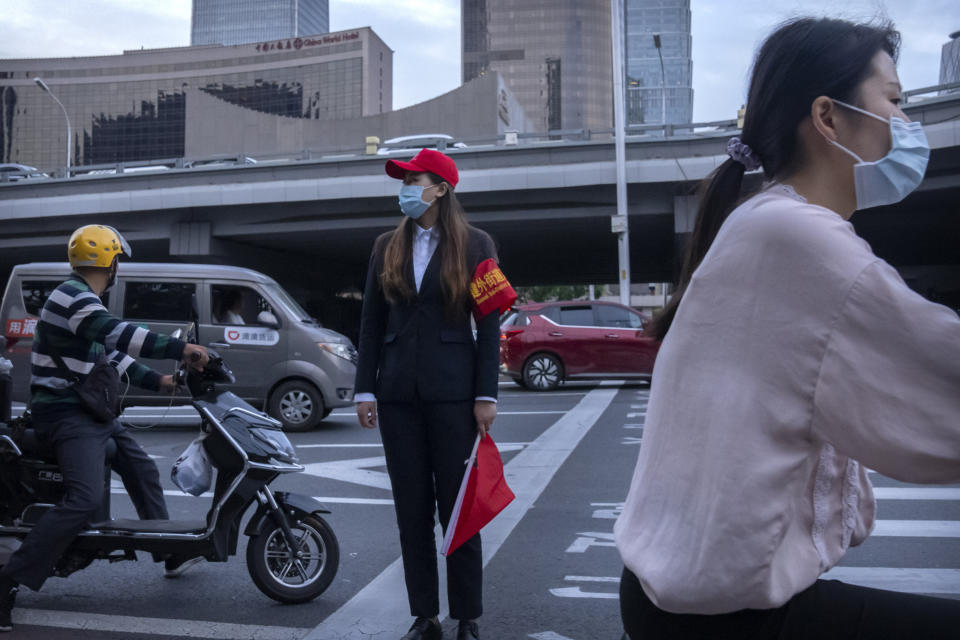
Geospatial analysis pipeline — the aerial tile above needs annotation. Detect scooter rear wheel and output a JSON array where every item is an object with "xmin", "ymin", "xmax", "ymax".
[{"xmin": 246, "ymin": 514, "xmax": 339, "ymax": 603}]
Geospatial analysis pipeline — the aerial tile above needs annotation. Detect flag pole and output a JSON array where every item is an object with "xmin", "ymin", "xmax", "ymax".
[{"xmin": 440, "ymin": 434, "xmax": 482, "ymax": 555}]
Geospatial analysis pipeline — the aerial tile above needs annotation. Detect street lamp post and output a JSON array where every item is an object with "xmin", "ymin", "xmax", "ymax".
[
  {"xmin": 34, "ymin": 77, "xmax": 72, "ymax": 173},
  {"xmin": 610, "ymin": 0, "xmax": 631, "ymax": 307},
  {"xmin": 653, "ymin": 34, "xmax": 667, "ymax": 132}
]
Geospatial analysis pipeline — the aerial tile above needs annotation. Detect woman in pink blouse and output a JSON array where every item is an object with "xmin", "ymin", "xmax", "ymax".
[{"xmin": 615, "ymin": 17, "xmax": 960, "ymax": 639}]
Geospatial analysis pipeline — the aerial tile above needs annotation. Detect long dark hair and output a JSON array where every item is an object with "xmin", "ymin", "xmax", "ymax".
[
  {"xmin": 381, "ymin": 172, "xmax": 471, "ymax": 316},
  {"xmin": 652, "ymin": 17, "xmax": 900, "ymax": 341}
]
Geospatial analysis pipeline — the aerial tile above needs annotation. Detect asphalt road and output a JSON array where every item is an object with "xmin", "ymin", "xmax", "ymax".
[{"xmin": 6, "ymin": 381, "xmax": 960, "ymax": 639}]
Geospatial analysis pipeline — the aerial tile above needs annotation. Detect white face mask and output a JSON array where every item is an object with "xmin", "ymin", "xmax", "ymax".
[{"xmin": 826, "ymin": 99, "xmax": 930, "ymax": 211}]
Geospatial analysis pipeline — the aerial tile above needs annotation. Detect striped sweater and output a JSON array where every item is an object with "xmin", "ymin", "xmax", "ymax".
[{"xmin": 30, "ymin": 276, "xmax": 186, "ymax": 408}]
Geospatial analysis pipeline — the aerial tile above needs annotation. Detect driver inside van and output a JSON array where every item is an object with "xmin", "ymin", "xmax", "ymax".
[{"xmin": 216, "ymin": 289, "xmax": 245, "ymax": 325}]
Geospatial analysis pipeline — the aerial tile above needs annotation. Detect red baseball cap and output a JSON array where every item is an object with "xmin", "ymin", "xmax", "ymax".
[{"xmin": 385, "ymin": 148, "xmax": 459, "ymax": 188}]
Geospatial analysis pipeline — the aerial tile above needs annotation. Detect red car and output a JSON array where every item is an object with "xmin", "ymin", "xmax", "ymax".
[{"xmin": 500, "ymin": 300, "xmax": 659, "ymax": 390}]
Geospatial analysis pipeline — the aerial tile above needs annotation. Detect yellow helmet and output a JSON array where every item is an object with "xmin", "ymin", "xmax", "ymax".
[{"xmin": 67, "ymin": 225, "xmax": 132, "ymax": 269}]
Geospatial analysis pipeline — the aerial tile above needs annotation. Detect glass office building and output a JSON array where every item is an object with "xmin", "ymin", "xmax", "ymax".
[
  {"xmin": 461, "ymin": 0, "xmax": 612, "ymax": 133},
  {"xmin": 624, "ymin": 0, "xmax": 693, "ymax": 127},
  {"xmin": 191, "ymin": 0, "xmax": 329, "ymax": 46},
  {"xmin": 0, "ymin": 27, "xmax": 391, "ymax": 172},
  {"xmin": 941, "ymin": 30, "xmax": 960, "ymax": 93}
]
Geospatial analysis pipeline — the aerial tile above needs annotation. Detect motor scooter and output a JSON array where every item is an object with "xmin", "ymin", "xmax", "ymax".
[{"xmin": 0, "ymin": 334, "xmax": 339, "ymax": 603}]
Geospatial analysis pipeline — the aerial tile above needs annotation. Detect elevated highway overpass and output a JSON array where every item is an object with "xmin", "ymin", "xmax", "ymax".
[{"xmin": 2, "ymin": 91, "xmax": 959, "ymax": 323}]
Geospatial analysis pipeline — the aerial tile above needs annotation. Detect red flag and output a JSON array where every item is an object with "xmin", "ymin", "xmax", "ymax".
[
  {"xmin": 470, "ymin": 258, "xmax": 517, "ymax": 321},
  {"xmin": 441, "ymin": 434, "xmax": 515, "ymax": 556}
]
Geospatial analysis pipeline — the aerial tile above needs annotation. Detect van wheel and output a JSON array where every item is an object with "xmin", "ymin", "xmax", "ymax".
[{"xmin": 269, "ymin": 381, "xmax": 326, "ymax": 432}]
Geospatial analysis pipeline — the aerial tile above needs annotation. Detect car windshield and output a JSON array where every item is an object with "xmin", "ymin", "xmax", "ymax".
[{"xmin": 264, "ymin": 283, "xmax": 312, "ymax": 322}]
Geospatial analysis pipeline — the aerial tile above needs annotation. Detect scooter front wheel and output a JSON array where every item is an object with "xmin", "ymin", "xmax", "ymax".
[{"xmin": 247, "ymin": 514, "xmax": 339, "ymax": 603}]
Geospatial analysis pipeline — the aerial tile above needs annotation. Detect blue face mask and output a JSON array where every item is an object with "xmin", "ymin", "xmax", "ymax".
[
  {"xmin": 827, "ymin": 99, "xmax": 930, "ymax": 210},
  {"xmin": 398, "ymin": 184, "xmax": 438, "ymax": 219}
]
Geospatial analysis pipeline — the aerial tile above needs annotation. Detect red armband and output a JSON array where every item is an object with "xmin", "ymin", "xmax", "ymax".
[{"xmin": 470, "ymin": 258, "xmax": 517, "ymax": 321}]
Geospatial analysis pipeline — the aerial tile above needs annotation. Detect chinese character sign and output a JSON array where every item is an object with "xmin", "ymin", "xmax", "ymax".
[{"xmin": 470, "ymin": 259, "xmax": 517, "ymax": 321}]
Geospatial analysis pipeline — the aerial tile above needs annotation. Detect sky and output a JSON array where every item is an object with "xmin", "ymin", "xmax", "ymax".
[{"xmin": 1, "ymin": 0, "xmax": 956, "ymax": 123}]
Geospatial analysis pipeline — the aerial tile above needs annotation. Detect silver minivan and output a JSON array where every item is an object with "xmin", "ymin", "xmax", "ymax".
[{"xmin": 1, "ymin": 262, "xmax": 356, "ymax": 431}]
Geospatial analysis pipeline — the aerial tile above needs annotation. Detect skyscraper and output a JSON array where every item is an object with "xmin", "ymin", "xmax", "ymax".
[
  {"xmin": 941, "ymin": 30, "xmax": 960, "ymax": 93},
  {"xmin": 624, "ymin": 0, "xmax": 693, "ymax": 127},
  {"xmin": 191, "ymin": 0, "xmax": 329, "ymax": 46},
  {"xmin": 461, "ymin": 0, "xmax": 612, "ymax": 133}
]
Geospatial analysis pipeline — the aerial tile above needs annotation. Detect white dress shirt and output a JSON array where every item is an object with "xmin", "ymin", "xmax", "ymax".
[{"xmin": 355, "ymin": 223, "xmax": 496, "ymax": 405}]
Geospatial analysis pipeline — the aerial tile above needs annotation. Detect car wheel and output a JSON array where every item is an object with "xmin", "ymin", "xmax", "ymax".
[
  {"xmin": 522, "ymin": 353, "xmax": 562, "ymax": 391},
  {"xmin": 269, "ymin": 380, "xmax": 326, "ymax": 432}
]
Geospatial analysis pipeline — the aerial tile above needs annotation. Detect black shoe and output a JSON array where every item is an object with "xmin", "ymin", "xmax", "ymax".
[
  {"xmin": 164, "ymin": 556, "xmax": 203, "ymax": 578},
  {"xmin": 0, "ymin": 576, "xmax": 18, "ymax": 633},
  {"xmin": 401, "ymin": 617, "xmax": 442, "ymax": 640},
  {"xmin": 456, "ymin": 620, "xmax": 479, "ymax": 640}
]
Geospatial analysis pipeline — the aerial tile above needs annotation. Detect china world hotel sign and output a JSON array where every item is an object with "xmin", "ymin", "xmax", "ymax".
[{"xmin": 255, "ymin": 31, "xmax": 360, "ymax": 53}]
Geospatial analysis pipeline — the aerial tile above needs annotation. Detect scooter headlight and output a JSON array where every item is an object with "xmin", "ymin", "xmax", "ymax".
[{"xmin": 248, "ymin": 427, "xmax": 298, "ymax": 463}]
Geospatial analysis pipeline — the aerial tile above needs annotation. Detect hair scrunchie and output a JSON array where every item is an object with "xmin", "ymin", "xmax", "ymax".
[{"xmin": 726, "ymin": 137, "xmax": 762, "ymax": 171}]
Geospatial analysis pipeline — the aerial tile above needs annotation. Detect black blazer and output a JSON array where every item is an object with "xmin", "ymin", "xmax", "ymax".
[{"xmin": 354, "ymin": 225, "xmax": 501, "ymax": 403}]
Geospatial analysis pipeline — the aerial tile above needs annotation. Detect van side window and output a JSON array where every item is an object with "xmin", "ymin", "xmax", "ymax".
[
  {"xmin": 123, "ymin": 282, "xmax": 196, "ymax": 321},
  {"xmin": 211, "ymin": 285, "xmax": 278, "ymax": 327},
  {"xmin": 21, "ymin": 281, "xmax": 61, "ymax": 316},
  {"xmin": 21, "ymin": 280, "xmax": 110, "ymax": 316}
]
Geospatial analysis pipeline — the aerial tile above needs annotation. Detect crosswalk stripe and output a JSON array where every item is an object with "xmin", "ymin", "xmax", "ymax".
[
  {"xmin": 872, "ymin": 520, "xmax": 960, "ymax": 537},
  {"xmin": 872, "ymin": 488, "xmax": 960, "ymax": 500},
  {"xmin": 12, "ymin": 609, "xmax": 310, "ymax": 639},
  {"xmin": 822, "ymin": 567, "xmax": 960, "ymax": 594}
]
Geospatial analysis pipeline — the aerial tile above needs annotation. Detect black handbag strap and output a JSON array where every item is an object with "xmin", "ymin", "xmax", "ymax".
[{"xmin": 46, "ymin": 349, "xmax": 81, "ymax": 384}]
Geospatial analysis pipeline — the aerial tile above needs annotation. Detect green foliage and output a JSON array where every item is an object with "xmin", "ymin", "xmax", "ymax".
[{"xmin": 515, "ymin": 285, "xmax": 589, "ymax": 303}]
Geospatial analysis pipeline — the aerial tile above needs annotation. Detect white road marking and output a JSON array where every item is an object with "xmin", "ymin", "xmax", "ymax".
[
  {"xmin": 564, "ymin": 575, "xmax": 620, "ymax": 583},
  {"xmin": 12, "ymin": 609, "xmax": 310, "ymax": 639},
  {"xmin": 622, "ymin": 437, "xmax": 643, "ymax": 445},
  {"xmin": 549, "ymin": 586, "xmax": 618, "ymax": 599},
  {"xmin": 872, "ymin": 520, "xmax": 960, "ymax": 537},
  {"xmin": 626, "ymin": 412, "xmax": 644, "ymax": 418},
  {"xmin": 296, "ymin": 443, "xmax": 386, "ymax": 448},
  {"xmin": 872, "ymin": 488, "xmax": 960, "ymax": 500},
  {"xmin": 301, "ymin": 455, "xmax": 391, "ymax": 490},
  {"xmin": 822, "ymin": 567, "xmax": 960, "ymax": 594},
  {"xmin": 529, "ymin": 632, "xmax": 579, "ymax": 640},
  {"xmin": 566, "ymin": 531, "xmax": 617, "ymax": 553},
  {"xmin": 329, "ymin": 410, "xmax": 567, "ymax": 417},
  {"xmin": 309, "ymin": 387, "xmax": 619, "ymax": 640}
]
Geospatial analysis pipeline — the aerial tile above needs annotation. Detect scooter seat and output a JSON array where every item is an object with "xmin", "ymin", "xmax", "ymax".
[
  {"xmin": 0, "ymin": 424, "xmax": 117, "ymax": 461},
  {"xmin": 87, "ymin": 518, "xmax": 208, "ymax": 534}
]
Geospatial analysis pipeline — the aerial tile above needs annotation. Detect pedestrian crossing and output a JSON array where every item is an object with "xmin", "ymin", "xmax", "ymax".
[{"xmin": 621, "ymin": 388, "xmax": 960, "ymax": 600}]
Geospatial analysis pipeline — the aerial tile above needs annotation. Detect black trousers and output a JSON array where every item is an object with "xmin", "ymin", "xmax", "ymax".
[
  {"xmin": 1, "ymin": 404, "xmax": 168, "ymax": 591},
  {"xmin": 620, "ymin": 567, "xmax": 960, "ymax": 639},
  {"xmin": 379, "ymin": 398, "xmax": 482, "ymax": 621}
]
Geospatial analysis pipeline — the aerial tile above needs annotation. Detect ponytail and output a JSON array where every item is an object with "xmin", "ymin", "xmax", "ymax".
[{"xmin": 651, "ymin": 158, "xmax": 746, "ymax": 341}]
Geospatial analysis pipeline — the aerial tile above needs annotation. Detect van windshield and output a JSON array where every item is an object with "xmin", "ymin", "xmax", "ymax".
[{"xmin": 265, "ymin": 283, "xmax": 312, "ymax": 323}]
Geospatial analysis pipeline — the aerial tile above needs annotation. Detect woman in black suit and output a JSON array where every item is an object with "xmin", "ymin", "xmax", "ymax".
[{"xmin": 354, "ymin": 149, "xmax": 501, "ymax": 640}]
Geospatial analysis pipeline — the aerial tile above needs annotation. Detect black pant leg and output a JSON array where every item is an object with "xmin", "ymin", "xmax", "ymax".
[
  {"xmin": 778, "ymin": 579, "xmax": 960, "ymax": 640},
  {"xmin": 2, "ymin": 421, "xmax": 108, "ymax": 591},
  {"xmin": 620, "ymin": 567, "xmax": 960, "ymax": 640},
  {"xmin": 379, "ymin": 401, "xmax": 440, "ymax": 618},
  {"xmin": 109, "ymin": 423, "xmax": 168, "ymax": 521},
  {"xmin": 423, "ymin": 400, "xmax": 483, "ymax": 622}
]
